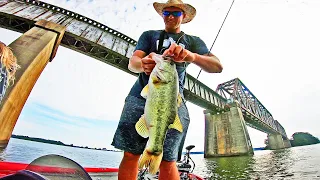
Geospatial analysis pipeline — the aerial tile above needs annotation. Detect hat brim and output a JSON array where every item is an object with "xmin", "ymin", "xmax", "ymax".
[{"xmin": 153, "ymin": 2, "xmax": 196, "ymax": 24}]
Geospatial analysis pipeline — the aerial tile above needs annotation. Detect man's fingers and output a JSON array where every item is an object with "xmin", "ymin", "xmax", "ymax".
[
  {"xmin": 163, "ymin": 49, "xmax": 170, "ymax": 56},
  {"xmin": 144, "ymin": 63, "xmax": 155, "ymax": 69},
  {"xmin": 168, "ymin": 43, "xmax": 176, "ymax": 54},
  {"xmin": 144, "ymin": 67, "xmax": 152, "ymax": 75},
  {"xmin": 142, "ymin": 57, "xmax": 155, "ymax": 64},
  {"xmin": 173, "ymin": 45, "xmax": 183, "ymax": 58},
  {"xmin": 140, "ymin": 53, "xmax": 158, "ymax": 75},
  {"xmin": 177, "ymin": 49, "xmax": 188, "ymax": 61},
  {"xmin": 142, "ymin": 61, "xmax": 156, "ymax": 75},
  {"xmin": 163, "ymin": 43, "xmax": 177, "ymax": 56},
  {"xmin": 144, "ymin": 67, "xmax": 151, "ymax": 75}
]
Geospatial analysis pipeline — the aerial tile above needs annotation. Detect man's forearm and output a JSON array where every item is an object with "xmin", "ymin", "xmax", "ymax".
[
  {"xmin": 128, "ymin": 55, "xmax": 143, "ymax": 73},
  {"xmin": 193, "ymin": 53, "xmax": 223, "ymax": 73}
]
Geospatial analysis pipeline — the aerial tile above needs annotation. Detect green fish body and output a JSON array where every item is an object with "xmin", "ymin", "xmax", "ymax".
[{"xmin": 135, "ymin": 54, "xmax": 183, "ymax": 174}]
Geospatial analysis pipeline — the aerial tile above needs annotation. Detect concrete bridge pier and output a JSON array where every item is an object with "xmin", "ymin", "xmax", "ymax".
[
  {"xmin": 283, "ymin": 139, "xmax": 292, "ymax": 148},
  {"xmin": 0, "ymin": 20, "xmax": 66, "ymax": 148},
  {"xmin": 268, "ymin": 134, "xmax": 291, "ymax": 149},
  {"xmin": 204, "ymin": 102, "xmax": 254, "ymax": 157}
]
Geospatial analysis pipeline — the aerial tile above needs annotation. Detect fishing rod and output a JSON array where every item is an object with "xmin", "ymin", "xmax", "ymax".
[{"xmin": 189, "ymin": 0, "xmax": 236, "ymax": 93}]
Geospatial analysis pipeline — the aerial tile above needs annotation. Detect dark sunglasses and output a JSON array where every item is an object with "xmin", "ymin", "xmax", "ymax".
[{"xmin": 162, "ymin": 11, "xmax": 183, "ymax": 17}]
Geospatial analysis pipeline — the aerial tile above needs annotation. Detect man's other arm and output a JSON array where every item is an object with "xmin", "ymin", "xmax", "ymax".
[
  {"xmin": 128, "ymin": 50, "xmax": 156, "ymax": 75},
  {"xmin": 192, "ymin": 52, "xmax": 223, "ymax": 73}
]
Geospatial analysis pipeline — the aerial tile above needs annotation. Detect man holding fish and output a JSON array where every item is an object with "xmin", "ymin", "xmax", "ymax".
[{"xmin": 111, "ymin": 0, "xmax": 223, "ymax": 179}]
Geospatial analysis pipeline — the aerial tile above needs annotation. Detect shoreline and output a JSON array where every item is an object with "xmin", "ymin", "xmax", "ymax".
[{"xmin": 11, "ymin": 134, "xmax": 121, "ymax": 152}]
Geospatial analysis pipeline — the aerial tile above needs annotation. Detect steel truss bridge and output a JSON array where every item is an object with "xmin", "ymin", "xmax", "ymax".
[
  {"xmin": 216, "ymin": 78, "xmax": 287, "ymax": 138},
  {"xmin": 0, "ymin": 0, "xmax": 288, "ymax": 138}
]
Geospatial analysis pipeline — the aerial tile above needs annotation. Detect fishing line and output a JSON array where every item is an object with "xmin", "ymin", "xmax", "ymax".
[{"xmin": 188, "ymin": 0, "xmax": 236, "ymax": 94}]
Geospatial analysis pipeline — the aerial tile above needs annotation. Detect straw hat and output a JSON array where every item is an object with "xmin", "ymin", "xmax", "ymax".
[{"xmin": 153, "ymin": 0, "xmax": 196, "ymax": 24}]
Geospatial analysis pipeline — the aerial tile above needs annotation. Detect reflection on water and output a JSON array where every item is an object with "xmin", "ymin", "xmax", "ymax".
[
  {"xmin": 192, "ymin": 145, "xmax": 320, "ymax": 180},
  {"xmin": 1, "ymin": 139, "xmax": 320, "ymax": 179},
  {"xmin": 203, "ymin": 156, "xmax": 254, "ymax": 179},
  {"xmin": 253, "ymin": 149, "xmax": 295, "ymax": 179},
  {"xmin": 0, "ymin": 149, "xmax": 5, "ymax": 161}
]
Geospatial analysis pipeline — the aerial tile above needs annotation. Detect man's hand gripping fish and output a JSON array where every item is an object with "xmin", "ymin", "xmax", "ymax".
[{"xmin": 135, "ymin": 54, "xmax": 183, "ymax": 174}]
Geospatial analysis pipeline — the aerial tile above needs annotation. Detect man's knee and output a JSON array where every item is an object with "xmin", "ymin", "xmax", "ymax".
[
  {"xmin": 160, "ymin": 160, "xmax": 176, "ymax": 168},
  {"xmin": 123, "ymin": 152, "xmax": 140, "ymax": 161}
]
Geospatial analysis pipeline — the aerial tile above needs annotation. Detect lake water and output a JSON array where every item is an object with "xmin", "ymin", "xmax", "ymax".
[{"xmin": 1, "ymin": 138, "xmax": 320, "ymax": 179}]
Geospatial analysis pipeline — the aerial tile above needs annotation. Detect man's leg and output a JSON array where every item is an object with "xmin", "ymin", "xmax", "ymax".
[
  {"xmin": 158, "ymin": 160, "xmax": 180, "ymax": 180},
  {"xmin": 118, "ymin": 152, "xmax": 140, "ymax": 180},
  {"xmin": 111, "ymin": 96, "xmax": 147, "ymax": 180}
]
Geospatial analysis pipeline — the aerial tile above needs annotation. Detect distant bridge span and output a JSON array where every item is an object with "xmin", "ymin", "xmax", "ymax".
[{"xmin": 0, "ymin": 0, "xmax": 289, "ymax": 150}]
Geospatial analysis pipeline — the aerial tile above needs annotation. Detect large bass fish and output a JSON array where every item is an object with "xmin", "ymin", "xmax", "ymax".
[{"xmin": 135, "ymin": 54, "xmax": 183, "ymax": 174}]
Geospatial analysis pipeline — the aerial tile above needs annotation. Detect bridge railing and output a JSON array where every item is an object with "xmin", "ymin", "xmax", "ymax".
[{"xmin": 184, "ymin": 74, "xmax": 227, "ymax": 110}]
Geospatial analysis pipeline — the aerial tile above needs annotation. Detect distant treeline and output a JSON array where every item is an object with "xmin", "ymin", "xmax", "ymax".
[
  {"xmin": 11, "ymin": 134, "xmax": 121, "ymax": 152},
  {"xmin": 12, "ymin": 134, "xmax": 65, "ymax": 146},
  {"xmin": 265, "ymin": 132, "xmax": 319, "ymax": 149},
  {"xmin": 290, "ymin": 132, "xmax": 320, "ymax": 147}
]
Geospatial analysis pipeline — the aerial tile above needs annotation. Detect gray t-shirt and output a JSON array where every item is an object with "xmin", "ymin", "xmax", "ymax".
[{"xmin": 128, "ymin": 30, "xmax": 209, "ymax": 99}]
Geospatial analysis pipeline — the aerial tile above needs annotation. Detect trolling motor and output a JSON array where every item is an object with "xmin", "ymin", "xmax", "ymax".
[{"xmin": 177, "ymin": 145, "xmax": 196, "ymax": 180}]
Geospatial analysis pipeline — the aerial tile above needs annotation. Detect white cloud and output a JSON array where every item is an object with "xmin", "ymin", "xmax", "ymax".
[{"xmin": 26, "ymin": 46, "xmax": 137, "ymax": 120}]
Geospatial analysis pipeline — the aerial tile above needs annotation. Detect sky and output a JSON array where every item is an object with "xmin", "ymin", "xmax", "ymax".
[{"xmin": 1, "ymin": 0, "xmax": 320, "ymax": 151}]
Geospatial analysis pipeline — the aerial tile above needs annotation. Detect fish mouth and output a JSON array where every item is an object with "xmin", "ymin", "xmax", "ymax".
[
  {"xmin": 153, "ymin": 70, "xmax": 166, "ymax": 83},
  {"xmin": 153, "ymin": 72, "xmax": 173, "ymax": 84}
]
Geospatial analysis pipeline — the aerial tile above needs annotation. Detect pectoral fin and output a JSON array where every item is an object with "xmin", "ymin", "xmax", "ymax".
[
  {"xmin": 177, "ymin": 93, "xmax": 182, "ymax": 107},
  {"xmin": 168, "ymin": 114, "xmax": 183, "ymax": 132},
  {"xmin": 135, "ymin": 115, "xmax": 149, "ymax": 138},
  {"xmin": 140, "ymin": 85, "xmax": 149, "ymax": 99}
]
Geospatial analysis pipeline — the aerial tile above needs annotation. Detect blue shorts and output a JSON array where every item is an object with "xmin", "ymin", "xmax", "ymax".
[{"xmin": 111, "ymin": 95, "xmax": 190, "ymax": 161}]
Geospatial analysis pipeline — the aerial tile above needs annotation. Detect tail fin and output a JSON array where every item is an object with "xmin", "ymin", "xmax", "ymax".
[{"xmin": 139, "ymin": 149, "xmax": 163, "ymax": 175}]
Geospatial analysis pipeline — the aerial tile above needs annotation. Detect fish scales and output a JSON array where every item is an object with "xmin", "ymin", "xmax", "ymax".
[{"xmin": 147, "ymin": 84, "xmax": 177, "ymax": 152}]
